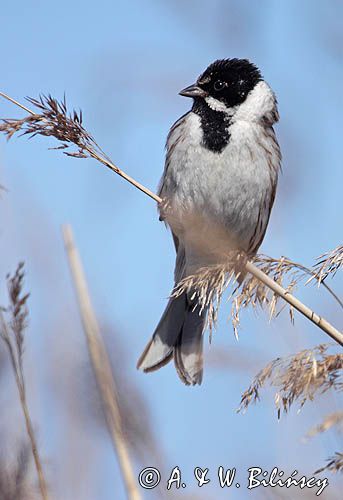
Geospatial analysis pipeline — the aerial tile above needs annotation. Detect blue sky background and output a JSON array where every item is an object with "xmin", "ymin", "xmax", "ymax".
[{"xmin": 0, "ymin": 1, "xmax": 342, "ymax": 499}]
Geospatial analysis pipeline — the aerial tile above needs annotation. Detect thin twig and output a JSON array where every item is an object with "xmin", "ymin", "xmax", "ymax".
[
  {"xmin": 1, "ymin": 91, "xmax": 342, "ymax": 346},
  {"xmin": 62, "ymin": 224, "xmax": 141, "ymax": 500}
]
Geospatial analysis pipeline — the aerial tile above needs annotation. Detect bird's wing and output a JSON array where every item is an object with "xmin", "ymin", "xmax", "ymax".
[
  {"xmin": 173, "ymin": 234, "xmax": 186, "ymax": 283},
  {"xmin": 248, "ymin": 180, "xmax": 277, "ymax": 255},
  {"xmin": 158, "ymin": 111, "xmax": 191, "ymax": 204}
]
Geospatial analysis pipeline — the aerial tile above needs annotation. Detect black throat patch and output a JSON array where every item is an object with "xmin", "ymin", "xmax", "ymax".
[{"xmin": 192, "ymin": 98, "xmax": 231, "ymax": 153}]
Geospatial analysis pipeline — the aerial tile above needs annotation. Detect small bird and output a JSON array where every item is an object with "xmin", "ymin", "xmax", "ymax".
[{"xmin": 137, "ymin": 58, "xmax": 281, "ymax": 385}]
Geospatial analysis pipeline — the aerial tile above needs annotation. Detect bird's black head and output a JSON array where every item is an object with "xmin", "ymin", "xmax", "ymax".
[{"xmin": 179, "ymin": 58, "xmax": 262, "ymax": 109}]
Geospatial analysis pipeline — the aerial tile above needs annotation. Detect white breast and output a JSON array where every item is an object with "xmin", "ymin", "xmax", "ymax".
[{"xmin": 160, "ymin": 106, "xmax": 280, "ymax": 257}]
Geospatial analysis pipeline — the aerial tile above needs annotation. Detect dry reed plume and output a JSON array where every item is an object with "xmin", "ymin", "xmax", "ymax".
[
  {"xmin": 0, "ymin": 91, "xmax": 157, "ymax": 201},
  {"xmin": 238, "ymin": 344, "xmax": 342, "ymax": 416},
  {"xmin": 173, "ymin": 254, "xmax": 342, "ymax": 339},
  {"xmin": 0, "ymin": 91, "xmax": 342, "ymax": 346},
  {"xmin": 238, "ymin": 343, "xmax": 343, "ymax": 473},
  {"xmin": 0, "ymin": 263, "xmax": 49, "ymax": 500},
  {"xmin": 314, "ymin": 245, "xmax": 343, "ymax": 283}
]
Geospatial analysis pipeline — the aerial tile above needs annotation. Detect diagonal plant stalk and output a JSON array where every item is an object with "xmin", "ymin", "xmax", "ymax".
[
  {"xmin": 0, "ymin": 91, "xmax": 158, "ymax": 202},
  {"xmin": 62, "ymin": 225, "xmax": 141, "ymax": 500},
  {"xmin": 244, "ymin": 262, "xmax": 342, "ymax": 344},
  {"xmin": 0, "ymin": 91, "xmax": 342, "ymax": 346}
]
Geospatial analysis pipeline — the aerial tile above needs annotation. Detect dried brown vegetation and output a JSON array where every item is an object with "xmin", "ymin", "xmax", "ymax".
[
  {"xmin": 315, "ymin": 245, "xmax": 343, "ymax": 283},
  {"xmin": 173, "ymin": 254, "xmax": 343, "ymax": 339},
  {"xmin": 238, "ymin": 344, "xmax": 342, "ymax": 416},
  {"xmin": 0, "ymin": 91, "xmax": 158, "ymax": 201},
  {"xmin": 63, "ymin": 226, "xmax": 142, "ymax": 500},
  {"xmin": 0, "ymin": 94, "xmax": 100, "ymax": 158},
  {"xmin": 238, "ymin": 344, "xmax": 343, "ymax": 474},
  {"xmin": 0, "ymin": 264, "xmax": 49, "ymax": 500}
]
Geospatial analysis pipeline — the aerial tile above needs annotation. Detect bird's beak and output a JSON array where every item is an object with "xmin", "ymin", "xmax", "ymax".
[{"xmin": 179, "ymin": 83, "xmax": 208, "ymax": 98}]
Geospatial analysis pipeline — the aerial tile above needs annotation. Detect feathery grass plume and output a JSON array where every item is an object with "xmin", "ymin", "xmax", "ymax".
[
  {"xmin": 315, "ymin": 452, "xmax": 343, "ymax": 474},
  {"xmin": 231, "ymin": 255, "xmax": 300, "ymax": 337},
  {"xmin": 257, "ymin": 255, "xmax": 343, "ymax": 308},
  {"xmin": 0, "ymin": 264, "xmax": 49, "ymax": 500},
  {"xmin": 171, "ymin": 254, "xmax": 240, "ymax": 339},
  {"xmin": 314, "ymin": 245, "xmax": 343, "ymax": 283},
  {"xmin": 305, "ymin": 411, "xmax": 343, "ymax": 440},
  {"xmin": 172, "ymin": 253, "xmax": 299, "ymax": 339},
  {"xmin": 1, "ymin": 90, "xmax": 342, "ymax": 346},
  {"xmin": 0, "ymin": 92, "xmax": 158, "ymax": 201},
  {"xmin": 0, "ymin": 94, "xmax": 107, "ymax": 159},
  {"xmin": 173, "ymin": 252, "xmax": 343, "ymax": 339},
  {"xmin": 238, "ymin": 344, "xmax": 343, "ymax": 417}
]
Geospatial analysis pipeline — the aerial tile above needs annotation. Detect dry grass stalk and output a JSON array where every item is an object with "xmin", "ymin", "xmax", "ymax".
[
  {"xmin": 232, "ymin": 257, "xmax": 297, "ymax": 335},
  {"xmin": 172, "ymin": 254, "xmax": 342, "ymax": 340},
  {"xmin": 238, "ymin": 344, "xmax": 343, "ymax": 417},
  {"xmin": 255, "ymin": 255, "xmax": 343, "ymax": 308},
  {"xmin": 171, "ymin": 253, "xmax": 297, "ymax": 339},
  {"xmin": 305, "ymin": 411, "xmax": 343, "ymax": 440},
  {"xmin": 0, "ymin": 91, "xmax": 157, "ymax": 201},
  {"xmin": 0, "ymin": 264, "xmax": 49, "ymax": 500},
  {"xmin": 62, "ymin": 225, "xmax": 141, "ymax": 500},
  {"xmin": 99, "ymin": 332, "xmax": 165, "ymax": 468},
  {"xmin": 314, "ymin": 452, "xmax": 343, "ymax": 474},
  {"xmin": 0, "ymin": 91, "xmax": 342, "ymax": 346},
  {"xmin": 245, "ymin": 260, "xmax": 342, "ymax": 345}
]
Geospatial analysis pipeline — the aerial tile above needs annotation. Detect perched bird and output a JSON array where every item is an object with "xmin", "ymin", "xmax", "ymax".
[{"xmin": 137, "ymin": 58, "xmax": 281, "ymax": 385}]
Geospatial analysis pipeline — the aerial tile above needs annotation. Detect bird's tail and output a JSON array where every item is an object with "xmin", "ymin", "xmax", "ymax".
[{"xmin": 136, "ymin": 293, "xmax": 205, "ymax": 385}]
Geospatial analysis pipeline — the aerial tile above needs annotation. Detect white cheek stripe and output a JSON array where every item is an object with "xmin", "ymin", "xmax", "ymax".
[
  {"xmin": 204, "ymin": 81, "xmax": 277, "ymax": 124},
  {"xmin": 233, "ymin": 81, "xmax": 277, "ymax": 122},
  {"xmin": 205, "ymin": 96, "xmax": 234, "ymax": 115}
]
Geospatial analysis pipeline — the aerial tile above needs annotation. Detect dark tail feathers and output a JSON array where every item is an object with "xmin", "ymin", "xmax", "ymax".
[{"xmin": 137, "ymin": 293, "xmax": 205, "ymax": 385}]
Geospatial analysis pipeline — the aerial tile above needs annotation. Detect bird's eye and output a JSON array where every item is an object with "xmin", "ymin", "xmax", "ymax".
[{"xmin": 214, "ymin": 80, "xmax": 225, "ymax": 91}]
